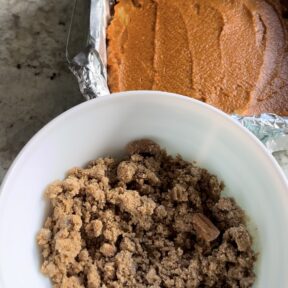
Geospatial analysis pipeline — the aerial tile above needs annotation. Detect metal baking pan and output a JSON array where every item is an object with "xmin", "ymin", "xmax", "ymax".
[{"xmin": 66, "ymin": 0, "xmax": 288, "ymax": 175}]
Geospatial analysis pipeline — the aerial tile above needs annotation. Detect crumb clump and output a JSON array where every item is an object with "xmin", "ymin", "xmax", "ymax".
[{"xmin": 37, "ymin": 139, "xmax": 256, "ymax": 287}]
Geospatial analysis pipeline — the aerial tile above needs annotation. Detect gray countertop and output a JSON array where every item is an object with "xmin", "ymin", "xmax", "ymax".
[{"xmin": 0, "ymin": 0, "xmax": 83, "ymax": 181}]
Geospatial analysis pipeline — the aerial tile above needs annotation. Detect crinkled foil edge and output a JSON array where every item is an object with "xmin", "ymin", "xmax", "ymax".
[
  {"xmin": 232, "ymin": 114, "xmax": 288, "ymax": 153},
  {"xmin": 67, "ymin": 0, "xmax": 112, "ymax": 99},
  {"xmin": 66, "ymin": 0, "xmax": 288, "ymax": 156}
]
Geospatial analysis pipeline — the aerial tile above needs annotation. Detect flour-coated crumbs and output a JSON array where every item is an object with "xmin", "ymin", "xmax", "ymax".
[{"xmin": 37, "ymin": 139, "xmax": 256, "ymax": 287}]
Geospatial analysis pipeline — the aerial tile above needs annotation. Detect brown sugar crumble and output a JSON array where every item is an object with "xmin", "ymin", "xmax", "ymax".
[{"xmin": 37, "ymin": 139, "xmax": 256, "ymax": 287}]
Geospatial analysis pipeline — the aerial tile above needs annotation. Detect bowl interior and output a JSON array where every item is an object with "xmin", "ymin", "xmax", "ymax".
[{"xmin": 0, "ymin": 91, "xmax": 288, "ymax": 287}]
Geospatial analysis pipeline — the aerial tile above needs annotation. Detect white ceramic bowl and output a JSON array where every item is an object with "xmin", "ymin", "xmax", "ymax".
[{"xmin": 0, "ymin": 91, "xmax": 288, "ymax": 287}]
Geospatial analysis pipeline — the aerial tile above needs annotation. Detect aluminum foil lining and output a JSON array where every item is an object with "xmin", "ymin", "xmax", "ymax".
[
  {"xmin": 232, "ymin": 114, "xmax": 288, "ymax": 153},
  {"xmin": 232, "ymin": 114, "xmax": 288, "ymax": 176},
  {"xmin": 66, "ymin": 0, "xmax": 112, "ymax": 99},
  {"xmin": 66, "ymin": 0, "xmax": 288, "ymax": 175}
]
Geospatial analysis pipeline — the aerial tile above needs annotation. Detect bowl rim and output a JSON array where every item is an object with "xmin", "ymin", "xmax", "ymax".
[{"xmin": 1, "ymin": 90, "xmax": 288, "ymax": 199}]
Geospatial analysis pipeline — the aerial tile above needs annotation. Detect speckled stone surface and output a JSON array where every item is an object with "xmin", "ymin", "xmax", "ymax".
[{"xmin": 0, "ymin": 0, "xmax": 83, "ymax": 181}]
